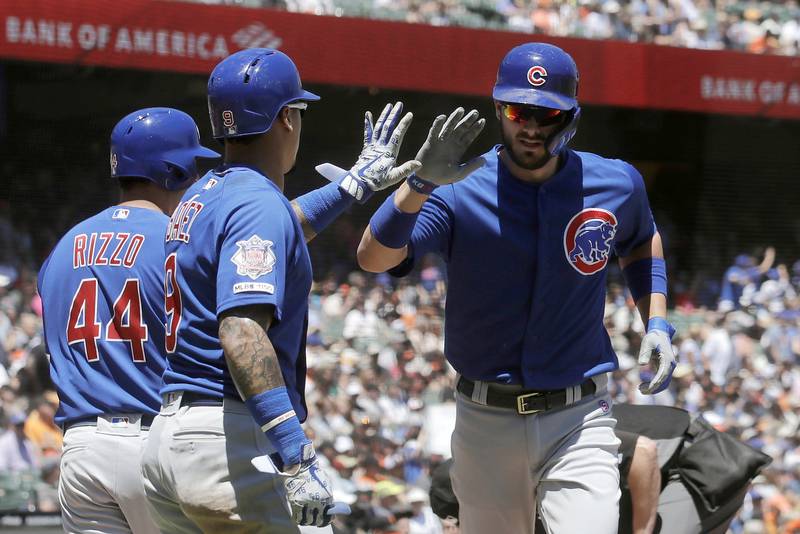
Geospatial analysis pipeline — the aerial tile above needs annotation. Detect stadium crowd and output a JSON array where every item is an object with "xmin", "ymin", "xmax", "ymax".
[
  {"xmin": 189, "ymin": 0, "xmax": 800, "ymax": 55},
  {"xmin": 0, "ymin": 207, "xmax": 798, "ymax": 531}
]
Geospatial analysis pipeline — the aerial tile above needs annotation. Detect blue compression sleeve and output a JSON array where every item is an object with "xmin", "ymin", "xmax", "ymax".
[
  {"xmin": 294, "ymin": 181, "xmax": 355, "ymax": 234},
  {"xmin": 244, "ymin": 387, "xmax": 310, "ymax": 467},
  {"xmin": 623, "ymin": 257, "xmax": 667, "ymax": 302},
  {"xmin": 369, "ymin": 192, "xmax": 420, "ymax": 249}
]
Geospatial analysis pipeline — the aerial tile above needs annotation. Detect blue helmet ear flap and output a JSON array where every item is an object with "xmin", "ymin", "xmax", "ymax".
[
  {"xmin": 546, "ymin": 106, "xmax": 580, "ymax": 156},
  {"xmin": 160, "ymin": 158, "xmax": 196, "ymax": 191}
]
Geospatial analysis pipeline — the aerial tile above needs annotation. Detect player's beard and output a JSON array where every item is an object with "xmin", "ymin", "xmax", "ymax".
[{"xmin": 501, "ymin": 128, "xmax": 553, "ymax": 171}]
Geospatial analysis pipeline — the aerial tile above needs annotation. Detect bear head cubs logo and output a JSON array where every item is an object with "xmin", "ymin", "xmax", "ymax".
[{"xmin": 563, "ymin": 208, "xmax": 617, "ymax": 275}]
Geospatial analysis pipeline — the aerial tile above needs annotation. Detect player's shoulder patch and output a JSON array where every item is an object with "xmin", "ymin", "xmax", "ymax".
[{"xmin": 231, "ymin": 234, "xmax": 277, "ymax": 280}]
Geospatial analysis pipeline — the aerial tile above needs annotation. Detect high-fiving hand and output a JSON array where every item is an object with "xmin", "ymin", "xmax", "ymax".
[
  {"xmin": 336, "ymin": 102, "xmax": 422, "ymax": 203},
  {"xmin": 412, "ymin": 107, "xmax": 486, "ymax": 187}
]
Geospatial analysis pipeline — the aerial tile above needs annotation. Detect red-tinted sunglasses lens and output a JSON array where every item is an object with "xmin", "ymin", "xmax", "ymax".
[{"xmin": 502, "ymin": 104, "xmax": 565, "ymax": 126}]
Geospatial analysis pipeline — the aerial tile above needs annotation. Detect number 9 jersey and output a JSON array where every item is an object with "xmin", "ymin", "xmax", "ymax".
[{"xmin": 38, "ymin": 206, "xmax": 170, "ymax": 426}]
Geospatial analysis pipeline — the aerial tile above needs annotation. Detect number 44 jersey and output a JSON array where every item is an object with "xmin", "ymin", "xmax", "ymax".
[{"xmin": 38, "ymin": 206, "xmax": 169, "ymax": 426}]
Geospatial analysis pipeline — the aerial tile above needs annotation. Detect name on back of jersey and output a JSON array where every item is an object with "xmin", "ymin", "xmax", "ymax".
[
  {"xmin": 73, "ymin": 232, "xmax": 145, "ymax": 269},
  {"xmin": 166, "ymin": 194, "xmax": 204, "ymax": 244}
]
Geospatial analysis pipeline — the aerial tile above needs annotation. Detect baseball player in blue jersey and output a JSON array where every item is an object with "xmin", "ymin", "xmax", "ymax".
[
  {"xmin": 357, "ymin": 43, "xmax": 677, "ymax": 534},
  {"xmin": 140, "ymin": 48, "xmax": 477, "ymax": 533},
  {"xmin": 38, "ymin": 108, "xmax": 219, "ymax": 533}
]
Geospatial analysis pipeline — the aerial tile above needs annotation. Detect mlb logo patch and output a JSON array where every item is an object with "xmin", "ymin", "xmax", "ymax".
[
  {"xmin": 563, "ymin": 208, "xmax": 617, "ymax": 275},
  {"xmin": 231, "ymin": 235, "xmax": 276, "ymax": 280},
  {"xmin": 112, "ymin": 209, "xmax": 130, "ymax": 220}
]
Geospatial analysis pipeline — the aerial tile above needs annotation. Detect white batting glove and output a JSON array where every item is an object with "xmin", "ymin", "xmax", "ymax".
[
  {"xmin": 409, "ymin": 107, "xmax": 486, "ymax": 191},
  {"xmin": 252, "ymin": 444, "xmax": 350, "ymax": 527},
  {"xmin": 637, "ymin": 319, "xmax": 677, "ymax": 395},
  {"xmin": 336, "ymin": 101, "xmax": 421, "ymax": 203}
]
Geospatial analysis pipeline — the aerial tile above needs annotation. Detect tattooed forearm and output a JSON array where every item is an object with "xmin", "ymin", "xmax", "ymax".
[
  {"xmin": 291, "ymin": 200, "xmax": 317, "ymax": 243},
  {"xmin": 219, "ymin": 305, "xmax": 284, "ymax": 400}
]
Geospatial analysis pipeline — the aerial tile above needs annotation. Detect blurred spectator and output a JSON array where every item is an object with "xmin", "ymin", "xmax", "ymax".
[
  {"xmin": 701, "ymin": 312, "xmax": 735, "ymax": 386},
  {"xmin": 719, "ymin": 247, "xmax": 775, "ymax": 311},
  {"xmin": 24, "ymin": 393, "xmax": 62, "ymax": 458},
  {"xmin": 407, "ymin": 487, "xmax": 443, "ymax": 534},
  {"xmin": 187, "ymin": 0, "xmax": 800, "ymax": 55},
  {"xmin": 0, "ymin": 411, "xmax": 38, "ymax": 473}
]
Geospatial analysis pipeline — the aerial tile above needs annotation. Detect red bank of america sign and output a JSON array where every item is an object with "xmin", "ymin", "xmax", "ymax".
[
  {"xmin": 3, "ymin": 13, "xmax": 280, "ymax": 64},
  {"xmin": 1, "ymin": 0, "xmax": 799, "ymax": 120}
]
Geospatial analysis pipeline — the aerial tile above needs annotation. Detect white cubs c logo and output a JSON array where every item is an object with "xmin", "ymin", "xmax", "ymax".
[
  {"xmin": 527, "ymin": 66, "xmax": 547, "ymax": 87},
  {"xmin": 222, "ymin": 110, "xmax": 235, "ymax": 128}
]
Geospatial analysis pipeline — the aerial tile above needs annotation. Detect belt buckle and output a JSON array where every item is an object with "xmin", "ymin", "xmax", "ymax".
[{"xmin": 516, "ymin": 391, "xmax": 543, "ymax": 415}]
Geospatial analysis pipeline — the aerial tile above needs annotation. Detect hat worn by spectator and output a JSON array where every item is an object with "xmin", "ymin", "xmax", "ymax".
[
  {"xmin": 407, "ymin": 487, "xmax": 429, "ymax": 503},
  {"xmin": 374, "ymin": 480, "xmax": 405, "ymax": 499}
]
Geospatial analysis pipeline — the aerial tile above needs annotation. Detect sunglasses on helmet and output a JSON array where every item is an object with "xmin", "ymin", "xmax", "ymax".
[
  {"xmin": 500, "ymin": 103, "xmax": 566, "ymax": 127},
  {"xmin": 286, "ymin": 101, "xmax": 308, "ymax": 117}
]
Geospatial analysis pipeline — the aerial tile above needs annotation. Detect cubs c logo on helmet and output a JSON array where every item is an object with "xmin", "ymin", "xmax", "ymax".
[
  {"xmin": 563, "ymin": 208, "xmax": 618, "ymax": 275},
  {"xmin": 527, "ymin": 66, "xmax": 547, "ymax": 87}
]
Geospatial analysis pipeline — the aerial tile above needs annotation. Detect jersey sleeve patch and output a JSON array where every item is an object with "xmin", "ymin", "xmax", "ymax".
[{"xmin": 230, "ymin": 235, "xmax": 277, "ymax": 280}]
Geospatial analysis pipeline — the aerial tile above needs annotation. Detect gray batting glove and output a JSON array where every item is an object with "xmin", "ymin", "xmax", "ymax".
[
  {"xmin": 336, "ymin": 101, "xmax": 422, "ymax": 203},
  {"xmin": 251, "ymin": 444, "xmax": 350, "ymax": 527},
  {"xmin": 637, "ymin": 329, "xmax": 677, "ymax": 395},
  {"xmin": 412, "ymin": 107, "xmax": 486, "ymax": 186}
]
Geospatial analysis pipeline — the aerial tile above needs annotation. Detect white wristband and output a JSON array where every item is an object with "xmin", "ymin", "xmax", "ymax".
[{"xmin": 261, "ymin": 410, "xmax": 296, "ymax": 432}]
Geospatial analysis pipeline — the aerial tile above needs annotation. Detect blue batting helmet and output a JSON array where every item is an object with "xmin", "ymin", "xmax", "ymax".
[
  {"xmin": 207, "ymin": 48, "xmax": 320, "ymax": 139},
  {"xmin": 493, "ymin": 43, "xmax": 581, "ymax": 155},
  {"xmin": 110, "ymin": 107, "xmax": 220, "ymax": 191}
]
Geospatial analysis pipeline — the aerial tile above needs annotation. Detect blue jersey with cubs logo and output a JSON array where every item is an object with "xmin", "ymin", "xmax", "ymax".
[
  {"xmin": 161, "ymin": 166, "xmax": 312, "ymax": 420},
  {"xmin": 38, "ymin": 207, "xmax": 169, "ymax": 425},
  {"xmin": 395, "ymin": 146, "xmax": 655, "ymax": 389}
]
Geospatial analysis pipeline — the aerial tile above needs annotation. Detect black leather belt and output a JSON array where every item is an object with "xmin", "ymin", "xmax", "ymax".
[
  {"xmin": 456, "ymin": 377, "xmax": 596, "ymax": 415},
  {"xmin": 63, "ymin": 413, "xmax": 156, "ymax": 432},
  {"xmin": 179, "ymin": 391, "xmax": 225, "ymax": 406}
]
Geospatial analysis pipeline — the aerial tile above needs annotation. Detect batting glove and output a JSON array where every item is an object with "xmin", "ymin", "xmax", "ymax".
[
  {"xmin": 405, "ymin": 107, "xmax": 486, "ymax": 194},
  {"xmin": 252, "ymin": 444, "xmax": 350, "ymax": 527},
  {"xmin": 638, "ymin": 317, "xmax": 677, "ymax": 395},
  {"xmin": 330, "ymin": 101, "xmax": 421, "ymax": 203}
]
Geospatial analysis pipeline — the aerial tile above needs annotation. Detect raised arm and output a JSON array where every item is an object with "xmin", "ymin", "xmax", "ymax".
[
  {"xmin": 292, "ymin": 101, "xmax": 420, "ymax": 243},
  {"xmin": 358, "ymin": 107, "xmax": 486, "ymax": 273},
  {"xmin": 357, "ymin": 182, "xmax": 427, "ymax": 273}
]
